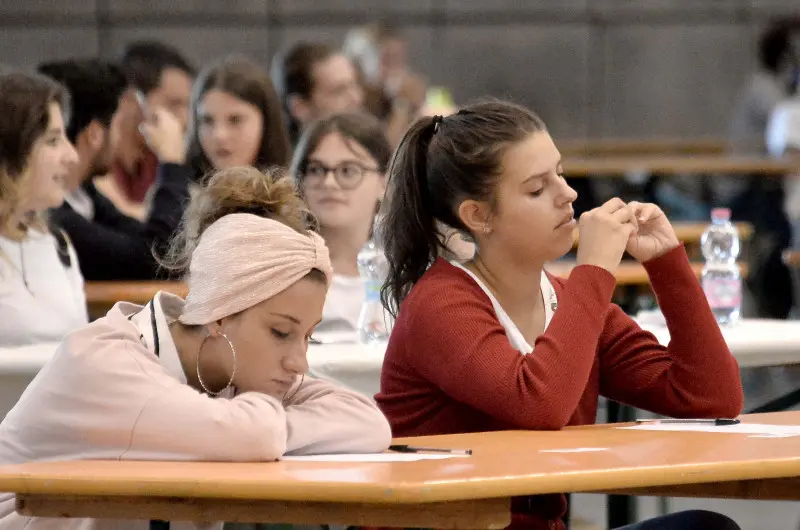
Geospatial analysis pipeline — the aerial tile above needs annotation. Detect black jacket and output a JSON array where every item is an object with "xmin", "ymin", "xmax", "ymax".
[{"xmin": 50, "ymin": 163, "xmax": 191, "ymax": 281}]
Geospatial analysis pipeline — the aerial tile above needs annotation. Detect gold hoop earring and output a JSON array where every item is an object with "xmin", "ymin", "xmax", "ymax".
[{"xmin": 196, "ymin": 332, "xmax": 237, "ymax": 396}]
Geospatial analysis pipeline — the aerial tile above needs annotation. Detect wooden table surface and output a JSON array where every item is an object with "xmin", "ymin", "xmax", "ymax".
[
  {"xmin": 784, "ymin": 250, "xmax": 800, "ymax": 267},
  {"xmin": 562, "ymin": 155, "xmax": 798, "ymax": 177},
  {"xmin": 557, "ymin": 137, "xmax": 726, "ymax": 157},
  {"xmin": 85, "ymin": 260, "xmax": 747, "ymax": 311},
  {"xmin": 571, "ymin": 222, "xmax": 753, "ymax": 248},
  {"xmin": 85, "ymin": 281, "xmax": 187, "ymax": 305},
  {"xmin": 546, "ymin": 260, "xmax": 747, "ymax": 286},
  {"xmin": 2, "ymin": 411, "xmax": 800, "ymax": 528}
]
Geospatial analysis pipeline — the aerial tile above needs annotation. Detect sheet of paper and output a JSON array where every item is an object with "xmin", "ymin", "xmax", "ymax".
[
  {"xmin": 539, "ymin": 447, "xmax": 608, "ymax": 453},
  {"xmin": 281, "ymin": 453, "xmax": 470, "ymax": 462},
  {"xmin": 620, "ymin": 423, "xmax": 800, "ymax": 436}
]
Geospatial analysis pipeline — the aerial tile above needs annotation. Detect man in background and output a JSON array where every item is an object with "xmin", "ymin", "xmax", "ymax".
[
  {"xmin": 95, "ymin": 41, "xmax": 194, "ymax": 217},
  {"xmin": 40, "ymin": 58, "xmax": 190, "ymax": 281}
]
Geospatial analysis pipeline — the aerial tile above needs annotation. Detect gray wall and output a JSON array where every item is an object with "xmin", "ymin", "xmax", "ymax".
[{"xmin": 1, "ymin": 0, "xmax": 797, "ymax": 139}]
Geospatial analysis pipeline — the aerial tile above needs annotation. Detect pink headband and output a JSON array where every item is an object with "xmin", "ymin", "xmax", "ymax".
[{"xmin": 180, "ymin": 213, "xmax": 333, "ymax": 325}]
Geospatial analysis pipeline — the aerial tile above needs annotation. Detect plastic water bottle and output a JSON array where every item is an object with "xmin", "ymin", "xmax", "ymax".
[
  {"xmin": 356, "ymin": 227, "xmax": 391, "ymax": 344},
  {"xmin": 700, "ymin": 208, "xmax": 742, "ymax": 326}
]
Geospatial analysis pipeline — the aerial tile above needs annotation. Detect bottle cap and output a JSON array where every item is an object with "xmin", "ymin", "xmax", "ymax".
[{"xmin": 711, "ymin": 207, "xmax": 731, "ymax": 220}]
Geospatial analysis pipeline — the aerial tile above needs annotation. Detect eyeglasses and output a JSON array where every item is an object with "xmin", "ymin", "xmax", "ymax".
[{"xmin": 301, "ymin": 161, "xmax": 380, "ymax": 190}]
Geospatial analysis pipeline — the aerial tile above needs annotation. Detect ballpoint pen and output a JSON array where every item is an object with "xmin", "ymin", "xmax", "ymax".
[
  {"xmin": 389, "ymin": 444, "xmax": 473, "ymax": 455},
  {"xmin": 635, "ymin": 418, "xmax": 740, "ymax": 426}
]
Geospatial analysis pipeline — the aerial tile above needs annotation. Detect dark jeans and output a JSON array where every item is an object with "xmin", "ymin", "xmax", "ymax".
[{"xmin": 618, "ymin": 510, "xmax": 740, "ymax": 530}]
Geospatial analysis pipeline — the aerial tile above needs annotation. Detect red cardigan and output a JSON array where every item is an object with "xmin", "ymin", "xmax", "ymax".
[{"xmin": 375, "ymin": 245, "xmax": 743, "ymax": 530}]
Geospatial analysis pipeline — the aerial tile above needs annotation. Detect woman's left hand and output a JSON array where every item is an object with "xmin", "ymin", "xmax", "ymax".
[{"xmin": 625, "ymin": 201, "xmax": 680, "ymax": 263}]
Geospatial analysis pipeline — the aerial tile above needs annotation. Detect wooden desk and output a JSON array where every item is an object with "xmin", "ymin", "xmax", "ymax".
[
  {"xmin": 84, "ymin": 281, "xmax": 187, "ymax": 318},
  {"xmin": 784, "ymin": 250, "xmax": 800, "ymax": 267},
  {"xmin": 571, "ymin": 222, "xmax": 753, "ymax": 250},
  {"xmin": 2, "ymin": 411, "xmax": 800, "ymax": 528},
  {"xmin": 562, "ymin": 155, "xmax": 798, "ymax": 177},
  {"xmin": 557, "ymin": 137, "xmax": 726, "ymax": 157},
  {"xmin": 85, "ymin": 281, "xmax": 187, "ymax": 304},
  {"xmin": 85, "ymin": 259, "xmax": 748, "ymax": 319},
  {"xmin": 547, "ymin": 260, "xmax": 747, "ymax": 286}
]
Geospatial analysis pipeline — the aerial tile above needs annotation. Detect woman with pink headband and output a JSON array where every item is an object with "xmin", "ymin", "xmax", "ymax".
[{"xmin": 0, "ymin": 166, "xmax": 392, "ymax": 530}]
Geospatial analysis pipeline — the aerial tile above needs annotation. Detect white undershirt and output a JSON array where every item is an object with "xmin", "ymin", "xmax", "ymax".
[
  {"xmin": 0, "ymin": 229, "xmax": 88, "ymax": 347},
  {"xmin": 63, "ymin": 186, "xmax": 95, "ymax": 220},
  {"xmin": 450, "ymin": 261, "xmax": 556, "ymax": 354},
  {"xmin": 318, "ymin": 274, "xmax": 365, "ymax": 333}
]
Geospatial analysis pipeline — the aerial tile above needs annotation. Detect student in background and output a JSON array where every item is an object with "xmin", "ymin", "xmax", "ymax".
[
  {"xmin": 767, "ymin": 99, "xmax": 800, "ymax": 244},
  {"xmin": 142, "ymin": 55, "xmax": 291, "ymax": 186},
  {"xmin": 95, "ymin": 40, "xmax": 195, "ymax": 217},
  {"xmin": 0, "ymin": 72, "xmax": 83, "ymax": 347},
  {"xmin": 375, "ymin": 22, "xmax": 427, "ymax": 113},
  {"xmin": 375, "ymin": 101, "xmax": 743, "ymax": 530},
  {"xmin": 291, "ymin": 112, "xmax": 390, "ymax": 332},
  {"xmin": 271, "ymin": 41, "xmax": 364, "ymax": 144},
  {"xmin": 0, "ymin": 166, "xmax": 392, "ymax": 530},
  {"xmin": 40, "ymin": 58, "xmax": 191, "ymax": 281},
  {"xmin": 767, "ymin": 99, "xmax": 800, "ymax": 317},
  {"xmin": 728, "ymin": 22, "xmax": 798, "ymax": 154}
]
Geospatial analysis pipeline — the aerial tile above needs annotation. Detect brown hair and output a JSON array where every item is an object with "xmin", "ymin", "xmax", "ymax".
[
  {"xmin": 271, "ymin": 42, "xmax": 336, "ymax": 143},
  {"xmin": 290, "ymin": 111, "xmax": 392, "ymax": 190},
  {"xmin": 161, "ymin": 165, "xmax": 319, "ymax": 280},
  {"xmin": 184, "ymin": 56, "xmax": 291, "ymax": 181},
  {"xmin": 0, "ymin": 72, "xmax": 69, "ymax": 240},
  {"xmin": 380, "ymin": 99, "xmax": 546, "ymax": 317}
]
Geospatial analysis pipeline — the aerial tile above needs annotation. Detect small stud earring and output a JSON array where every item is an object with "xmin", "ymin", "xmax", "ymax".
[{"xmin": 483, "ymin": 224, "xmax": 491, "ymax": 234}]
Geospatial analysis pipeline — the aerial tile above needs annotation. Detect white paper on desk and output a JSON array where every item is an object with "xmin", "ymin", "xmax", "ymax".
[
  {"xmin": 620, "ymin": 423, "xmax": 800, "ymax": 436},
  {"xmin": 281, "ymin": 453, "xmax": 470, "ymax": 462}
]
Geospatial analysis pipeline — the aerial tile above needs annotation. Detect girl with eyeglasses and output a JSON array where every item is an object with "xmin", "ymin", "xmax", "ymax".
[{"xmin": 290, "ymin": 112, "xmax": 391, "ymax": 333}]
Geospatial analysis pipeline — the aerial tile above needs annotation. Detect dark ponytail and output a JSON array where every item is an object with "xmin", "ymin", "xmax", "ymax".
[
  {"xmin": 379, "ymin": 117, "xmax": 439, "ymax": 318},
  {"xmin": 379, "ymin": 99, "xmax": 546, "ymax": 317}
]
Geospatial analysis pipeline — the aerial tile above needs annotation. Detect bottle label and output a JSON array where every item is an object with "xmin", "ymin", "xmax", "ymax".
[
  {"xmin": 364, "ymin": 279, "xmax": 381, "ymax": 302},
  {"xmin": 702, "ymin": 277, "xmax": 742, "ymax": 309}
]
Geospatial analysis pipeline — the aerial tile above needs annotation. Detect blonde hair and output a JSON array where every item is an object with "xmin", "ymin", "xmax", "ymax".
[
  {"xmin": 0, "ymin": 72, "xmax": 68, "ymax": 241},
  {"xmin": 161, "ymin": 165, "xmax": 316, "ymax": 278}
]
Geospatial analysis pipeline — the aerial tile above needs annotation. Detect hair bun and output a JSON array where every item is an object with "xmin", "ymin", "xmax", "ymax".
[
  {"xmin": 197, "ymin": 166, "xmax": 309, "ymax": 230},
  {"xmin": 160, "ymin": 165, "xmax": 314, "ymax": 278}
]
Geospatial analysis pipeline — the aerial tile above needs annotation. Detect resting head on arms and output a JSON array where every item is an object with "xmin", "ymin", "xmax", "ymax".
[
  {"xmin": 0, "ymin": 71, "xmax": 85, "ymax": 347},
  {"xmin": 0, "ymin": 166, "xmax": 391, "ymax": 530},
  {"xmin": 141, "ymin": 55, "xmax": 291, "ymax": 183},
  {"xmin": 161, "ymin": 166, "xmax": 331, "ymax": 397}
]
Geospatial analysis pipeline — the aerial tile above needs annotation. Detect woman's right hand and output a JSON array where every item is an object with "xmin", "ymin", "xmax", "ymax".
[
  {"xmin": 139, "ymin": 106, "xmax": 186, "ymax": 164},
  {"xmin": 576, "ymin": 198, "xmax": 638, "ymax": 273}
]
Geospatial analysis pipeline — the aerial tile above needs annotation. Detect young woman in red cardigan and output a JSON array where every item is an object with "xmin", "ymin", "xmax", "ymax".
[{"xmin": 375, "ymin": 100, "xmax": 743, "ymax": 530}]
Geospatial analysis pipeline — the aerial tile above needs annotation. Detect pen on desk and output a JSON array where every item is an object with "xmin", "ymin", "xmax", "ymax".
[
  {"xmin": 389, "ymin": 444, "xmax": 473, "ymax": 455},
  {"xmin": 635, "ymin": 418, "xmax": 740, "ymax": 426}
]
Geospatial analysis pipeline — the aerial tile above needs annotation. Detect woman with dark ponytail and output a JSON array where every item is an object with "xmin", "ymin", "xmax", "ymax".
[{"xmin": 375, "ymin": 100, "xmax": 743, "ymax": 530}]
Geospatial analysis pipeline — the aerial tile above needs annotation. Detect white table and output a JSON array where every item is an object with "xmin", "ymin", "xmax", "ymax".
[
  {"xmin": 0, "ymin": 338, "xmax": 387, "ymax": 421},
  {"xmin": 306, "ymin": 338, "xmax": 387, "ymax": 398},
  {"xmin": 3, "ymin": 320, "xmax": 800, "ymax": 421},
  {"xmin": 640, "ymin": 319, "xmax": 800, "ymax": 369},
  {"xmin": 0, "ymin": 342, "xmax": 58, "ymax": 422}
]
